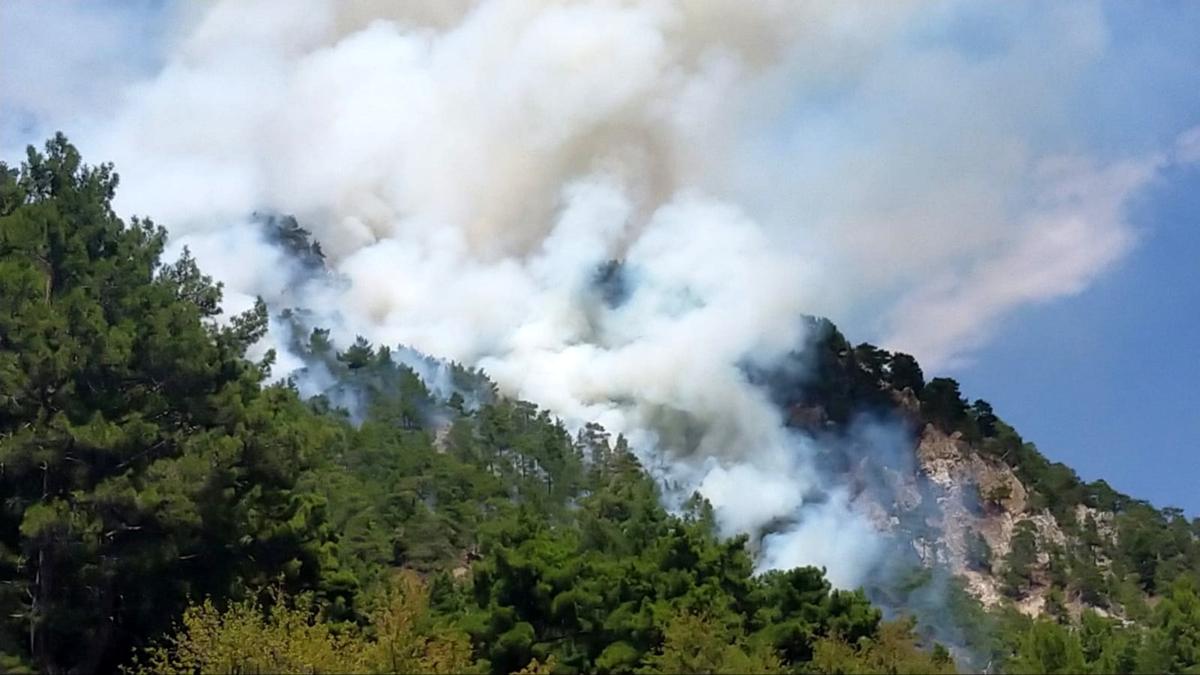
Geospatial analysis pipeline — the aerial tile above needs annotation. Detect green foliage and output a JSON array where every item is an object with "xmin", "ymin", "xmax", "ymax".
[
  {"xmin": 768, "ymin": 306, "xmax": 1200, "ymax": 672},
  {"xmin": 887, "ymin": 353, "xmax": 925, "ymax": 394},
  {"xmin": 130, "ymin": 572, "xmax": 472, "ymax": 674},
  {"xmin": 1007, "ymin": 619, "xmax": 1087, "ymax": 675},
  {"xmin": 971, "ymin": 399, "xmax": 998, "ymax": 438},
  {"xmin": 921, "ymin": 378, "xmax": 969, "ymax": 435},
  {"xmin": 1140, "ymin": 577, "xmax": 1200, "ymax": 673},
  {"xmin": 807, "ymin": 618, "xmax": 957, "ymax": 674},
  {"xmin": 0, "ymin": 136, "xmax": 340, "ymax": 672},
  {"xmin": 456, "ymin": 473, "xmax": 894, "ymax": 673},
  {"xmin": 965, "ymin": 529, "xmax": 993, "ymax": 572},
  {"xmin": 984, "ymin": 482, "xmax": 1013, "ymax": 508},
  {"xmin": 1070, "ymin": 548, "xmax": 1108, "ymax": 608},
  {"xmin": 1004, "ymin": 521, "xmax": 1040, "ymax": 598},
  {"xmin": 641, "ymin": 611, "xmax": 782, "ymax": 674},
  {"xmin": 8, "ymin": 136, "xmax": 1197, "ymax": 675},
  {"xmin": 993, "ymin": 583, "xmax": 1200, "ymax": 675}
]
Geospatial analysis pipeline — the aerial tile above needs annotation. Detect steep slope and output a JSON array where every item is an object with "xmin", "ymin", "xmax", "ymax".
[
  {"xmin": 258, "ymin": 205, "xmax": 1200, "ymax": 669},
  {"xmin": 773, "ymin": 319, "xmax": 1200, "ymax": 628},
  {"xmin": 0, "ymin": 139, "xmax": 954, "ymax": 673},
  {"xmin": 3, "ymin": 137, "xmax": 1196, "ymax": 673}
]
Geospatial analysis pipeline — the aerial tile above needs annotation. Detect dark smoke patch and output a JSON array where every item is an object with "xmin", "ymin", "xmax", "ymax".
[
  {"xmin": 640, "ymin": 403, "xmax": 709, "ymax": 457},
  {"xmin": 592, "ymin": 259, "xmax": 631, "ymax": 309}
]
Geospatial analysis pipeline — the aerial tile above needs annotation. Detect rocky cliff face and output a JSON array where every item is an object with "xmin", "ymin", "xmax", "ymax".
[
  {"xmin": 789, "ymin": 389, "xmax": 1105, "ymax": 621},
  {"xmin": 768, "ymin": 319, "xmax": 1193, "ymax": 632},
  {"xmin": 849, "ymin": 419, "xmax": 1125, "ymax": 621},
  {"xmin": 912, "ymin": 426, "xmax": 1059, "ymax": 612}
]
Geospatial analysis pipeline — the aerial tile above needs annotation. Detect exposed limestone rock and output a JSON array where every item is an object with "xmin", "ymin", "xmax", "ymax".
[
  {"xmin": 869, "ymin": 425, "xmax": 1079, "ymax": 613},
  {"xmin": 823, "ymin": 403, "xmax": 1129, "ymax": 621}
]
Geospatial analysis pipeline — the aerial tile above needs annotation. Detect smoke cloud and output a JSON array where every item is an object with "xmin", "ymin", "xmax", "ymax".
[{"xmin": 4, "ymin": 0, "xmax": 1198, "ymax": 587}]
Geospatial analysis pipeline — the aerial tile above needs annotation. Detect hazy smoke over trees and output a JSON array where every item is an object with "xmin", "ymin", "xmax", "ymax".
[{"xmin": 5, "ymin": 0, "xmax": 1198, "ymax": 586}]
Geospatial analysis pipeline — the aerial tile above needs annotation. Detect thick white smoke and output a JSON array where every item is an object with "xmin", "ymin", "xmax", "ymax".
[{"xmin": 7, "ymin": 0, "xmax": 1198, "ymax": 586}]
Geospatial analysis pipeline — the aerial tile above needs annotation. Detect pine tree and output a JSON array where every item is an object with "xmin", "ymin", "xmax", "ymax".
[{"xmin": 0, "ymin": 136, "xmax": 337, "ymax": 672}]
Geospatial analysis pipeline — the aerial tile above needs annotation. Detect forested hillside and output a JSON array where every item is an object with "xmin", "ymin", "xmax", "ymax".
[
  {"xmin": 771, "ymin": 320, "xmax": 1200, "ymax": 673},
  {"xmin": 1, "ymin": 137, "xmax": 1197, "ymax": 674}
]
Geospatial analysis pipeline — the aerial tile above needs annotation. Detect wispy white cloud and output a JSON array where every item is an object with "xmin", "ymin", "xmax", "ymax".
[{"xmin": 881, "ymin": 148, "xmax": 1186, "ymax": 369}]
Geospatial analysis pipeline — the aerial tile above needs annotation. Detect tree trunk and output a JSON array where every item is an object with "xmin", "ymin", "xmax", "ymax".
[
  {"xmin": 31, "ymin": 461, "xmax": 55, "ymax": 674},
  {"xmin": 74, "ymin": 579, "xmax": 116, "ymax": 675}
]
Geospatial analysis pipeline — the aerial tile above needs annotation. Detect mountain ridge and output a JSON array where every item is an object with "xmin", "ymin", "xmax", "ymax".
[
  {"xmin": 252, "ymin": 188, "xmax": 1200, "ymax": 669},
  {"xmin": 1, "ymin": 136, "xmax": 1197, "ymax": 673}
]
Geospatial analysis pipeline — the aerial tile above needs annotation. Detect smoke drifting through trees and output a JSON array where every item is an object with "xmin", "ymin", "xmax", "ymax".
[{"xmin": 36, "ymin": 1, "xmax": 1199, "ymax": 586}]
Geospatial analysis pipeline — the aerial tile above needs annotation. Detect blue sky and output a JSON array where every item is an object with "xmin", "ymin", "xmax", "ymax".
[
  {"xmin": 955, "ymin": 160, "xmax": 1200, "ymax": 514},
  {"xmin": 949, "ymin": 1, "xmax": 1200, "ymax": 514}
]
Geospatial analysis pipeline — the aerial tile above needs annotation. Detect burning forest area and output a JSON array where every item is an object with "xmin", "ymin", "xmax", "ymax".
[{"xmin": 2, "ymin": 1, "xmax": 1199, "ymax": 673}]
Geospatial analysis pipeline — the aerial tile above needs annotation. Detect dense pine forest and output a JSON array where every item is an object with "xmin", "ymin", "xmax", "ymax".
[{"xmin": 1, "ymin": 137, "xmax": 1198, "ymax": 674}]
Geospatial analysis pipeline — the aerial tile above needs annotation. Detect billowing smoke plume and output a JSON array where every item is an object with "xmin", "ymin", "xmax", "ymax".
[{"xmin": 6, "ymin": 0, "xmax": 1199, "ymax": 587}]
